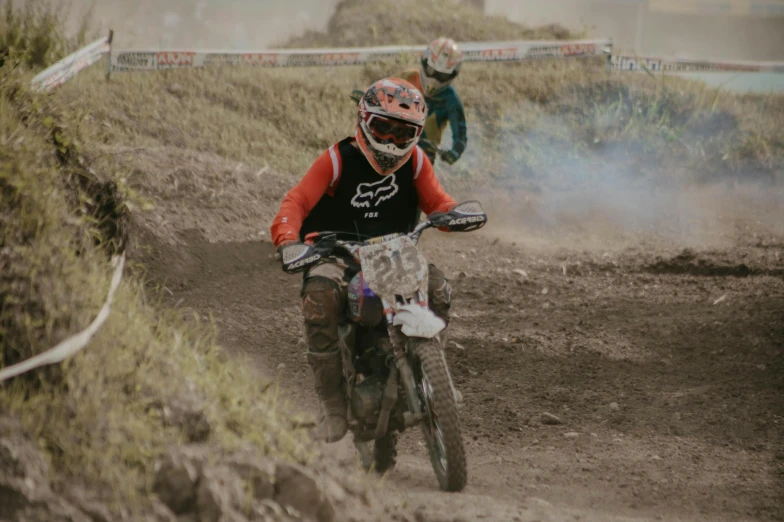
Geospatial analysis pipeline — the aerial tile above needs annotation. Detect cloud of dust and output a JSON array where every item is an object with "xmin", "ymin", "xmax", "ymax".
[
  {"xmin": 486, "ymin": 0, "xmax": 784, "ymax": 60},
  {"xmin": 459, "ymin": 111, "xmax": 784, "ymax": 252},
  {"xmin": 52, "ymin": 0, "xmax": 340, "ymax": 49}
]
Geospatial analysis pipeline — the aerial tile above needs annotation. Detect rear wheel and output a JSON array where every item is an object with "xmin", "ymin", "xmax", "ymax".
[
  {"xmin": 355, "ymin": 431, "xmax": 397, "ymax": 474},
  {"xmin": 414, "ymin": 340, "xmax": 467, "ymax": 492}
]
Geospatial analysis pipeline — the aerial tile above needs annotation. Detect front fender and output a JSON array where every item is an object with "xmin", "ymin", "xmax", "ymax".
[{"xmin": 391, "ymin": 304, "xmax": 446, "ymax": 339}]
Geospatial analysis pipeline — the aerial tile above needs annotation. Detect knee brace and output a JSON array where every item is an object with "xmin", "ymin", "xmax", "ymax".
[
  {"xmin": 427, "ymin": 266, "xmax": 452, "ymax": 323},
  {"xmin": 301, "ymin": 276, "xmax": 344, "ymax": 353}
]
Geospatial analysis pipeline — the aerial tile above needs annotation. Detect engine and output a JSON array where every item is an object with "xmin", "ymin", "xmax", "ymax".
[
  {"xmin": 349, "ymin": 331, "xmax": 391, "ymax": 421},
  {"xmin": 346, "ymin": 272, "xmax": 384, "ymax": 327}
]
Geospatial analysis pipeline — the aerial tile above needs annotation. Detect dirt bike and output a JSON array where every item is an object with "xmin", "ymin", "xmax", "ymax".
[{"xmin": 279, "ymin": 202, "xmax": 487, "ymax": 492}]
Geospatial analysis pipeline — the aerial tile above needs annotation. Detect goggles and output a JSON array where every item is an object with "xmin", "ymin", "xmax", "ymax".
[
  {"xmin": 367, "ymin": 115, "xmax": 422, "ymax": 147},
  {"xmin": 422, "ymin": 60, "xmax": 458, "ymax": 83}
]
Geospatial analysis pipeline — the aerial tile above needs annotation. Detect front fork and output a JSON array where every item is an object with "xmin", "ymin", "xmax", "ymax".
[
  {"xmin": 378, "ymin": 292, "xmax": 464, "ymax": 434},
  {"xmin": 381, "ymin": 297, "xmax": 425, "ymax": 426},
  {"xmin": 383, "ymin": 296, "xmax": 461, "ymax": 413},
  {"xmin": 340, "ymin": 317, "xmax": 423, "ymax": 437}
]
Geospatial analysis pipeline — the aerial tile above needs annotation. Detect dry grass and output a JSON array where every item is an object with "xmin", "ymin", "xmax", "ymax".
[
  {"xmin": 283, "ymin": 0, "xmax": 577, "ymax": 48},
  {"xmin": 0, "ymin": 0, "xmax": 95, "ymax": 69},
  {"xmin": 49, "ymin": 0, "xmax": 781, "ymax": 199},
  {"xmin": 60, "ymin": 56, "xmax": 783, "ymax": 198},
  {"xmin": 284, "ymin": 0, "xmax": 782, "ymax": 187},
  {"xmin": 1, "ymin": 49, "xmax": 309, "ymax": 522}
]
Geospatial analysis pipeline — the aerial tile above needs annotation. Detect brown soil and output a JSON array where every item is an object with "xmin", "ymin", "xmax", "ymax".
[{"xmin": 135, "ymin": 166, "xmax": 784, "ymax": 521}]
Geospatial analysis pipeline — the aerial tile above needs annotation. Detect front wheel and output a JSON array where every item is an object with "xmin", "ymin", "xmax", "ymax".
[{"xmin": 414, "ymin": 340, "xmax": 467, "ymax": 492}]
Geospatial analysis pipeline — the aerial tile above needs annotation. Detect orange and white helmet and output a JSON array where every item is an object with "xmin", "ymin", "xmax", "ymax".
[
  {"xmin": 420, "ymin": 37, "xmax": 463, "ymax": 96},
  {"xmin": 356, "ymin": 78, "xmax": 427, "ymax": 176}
]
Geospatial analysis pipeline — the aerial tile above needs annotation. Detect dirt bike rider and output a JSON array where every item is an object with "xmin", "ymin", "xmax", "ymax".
[
  {"xmin": 402, "ymin": 37, "xmax": 467, "ymax": 166},
  {"xmin": 270, "ymin": 78, "xmax": 460, "ymax": 443}
]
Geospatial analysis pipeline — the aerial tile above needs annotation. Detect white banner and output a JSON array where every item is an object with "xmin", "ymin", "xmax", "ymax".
[
  {"xmin": 31, "ymin": 35, "xmax": 111, "ymax": 91},
  {"xmin": 0, "ymin": 254, "xmax": 125, "ymax": 384},
  {"xmin": 610, "ymin": 54, "xmax": 784, "ymax": 73},
  {"xmin": 109, "ymin": 38, "xmax": 613, "ymax": 72}
]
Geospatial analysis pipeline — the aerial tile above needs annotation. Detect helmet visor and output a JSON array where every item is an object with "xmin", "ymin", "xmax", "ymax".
[
  {"xmin": 367, "ymin": 115, "xmax": 422, "ymax": 148},
  {"xmin": 423, "ymin": 61, "xmax": 458, "ymax": 83}
]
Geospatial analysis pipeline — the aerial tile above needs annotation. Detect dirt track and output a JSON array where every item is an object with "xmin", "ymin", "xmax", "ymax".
[{"xmin": 138, "ymin": 171, "xmax": 784, "ymax": 521}]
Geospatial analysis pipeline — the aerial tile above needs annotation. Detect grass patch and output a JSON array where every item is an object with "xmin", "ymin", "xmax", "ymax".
[
  {"xmin": 0, "ymin": 38, "xmax": 309, "ymax": 522},
  {"xmin": 62, "ymin": 58, "xmax": 783, "ymax": 197},
  {"xmin": 0, "ymin": 0, "xmax": 95, "ymax": 69},
  {"xmin": 53, "ymin": 0, "xmax": 781, "ymax": 199},
  {"xmin": 283, "ymin": 0, "xmax": 783, "ymax": 187}
]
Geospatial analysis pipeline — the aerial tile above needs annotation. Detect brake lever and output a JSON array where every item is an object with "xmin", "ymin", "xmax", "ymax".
[
  {"xmin": 419, "ymin": 138, "xmax": 441, "ymax": 152},
  {"xmin": 314, "ymin": 233, "xmax": 337, "ymax": 254},
  {"xmin": 426, "ymin": 211, "xmax": 453, "ymax": 228}
]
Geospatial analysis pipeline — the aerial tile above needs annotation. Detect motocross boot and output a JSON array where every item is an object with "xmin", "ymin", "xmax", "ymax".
[{"xmin": 307, "ymin": 350, "xmax": 348, "ymax": 443}]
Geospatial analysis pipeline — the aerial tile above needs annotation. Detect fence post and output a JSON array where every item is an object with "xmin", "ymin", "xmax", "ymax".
[
  {"xmin": 604, "ymin": 40, "xmax": 614, "ymax": 72},
  {"xmin": 105, "ymin": 29, "xmax": 114, "ymax": 81}
]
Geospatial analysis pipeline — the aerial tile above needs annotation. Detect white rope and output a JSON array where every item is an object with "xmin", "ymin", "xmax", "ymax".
[{"xmin": 0, "ymin": 253, "xmax": 126, "ymax": 383}]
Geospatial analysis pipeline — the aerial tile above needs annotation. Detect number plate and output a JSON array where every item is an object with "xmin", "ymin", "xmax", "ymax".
[{"xmin": 358, "ymin": 236, "xmax": 428, "ymax": 300}]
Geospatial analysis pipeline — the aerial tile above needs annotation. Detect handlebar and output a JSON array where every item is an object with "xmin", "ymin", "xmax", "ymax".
[
  {"xmin": 279, "ymin": 201, "xmax": 487, "ymax": 274},
  {"xmin": 310, "ymin": 218, "xmax": 435, "ymax": 255}
]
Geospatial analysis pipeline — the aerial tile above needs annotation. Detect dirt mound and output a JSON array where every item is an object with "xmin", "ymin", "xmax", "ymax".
[
  {"xmin": 282, "ymin": 0, "xmax": 576, "ymax": 49},
  {"xmin": 646, "ymin": 248, "xmax": 751, "ymax": 277},
  {"xmin": 640, "ymin": 243, "xmax": 784, "ymax": 278}
]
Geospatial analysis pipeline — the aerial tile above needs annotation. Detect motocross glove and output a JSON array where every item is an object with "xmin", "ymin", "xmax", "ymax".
[
  {"xmin": 274, "ymin": 239, "xmax": 297, "ymax": 261},
  {"xmin": 440, "ymin": 149, "xmax": 460, "ymax": 165}
]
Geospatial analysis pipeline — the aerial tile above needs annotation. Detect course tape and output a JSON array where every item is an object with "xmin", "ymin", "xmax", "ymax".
[
  {"xmin": 108, "ymin": 38, "xmax": 613, "ymax": 72},
  {"xmin": 649, "ymin": 0, "xmax": 784, "ymax": 16},
  {"xmin": 30, "ymin": 35, "xmax": 111, "ymax": 92},
  {"xmin": 0, "ymin": 254, "xmax": 126, "ymax": 384},
  {"xmin": 610, "ymin": 54, "xmax": 784, "ymax": 73},
  {"xmin": 27, "ymin": 34, "xmax": 784, "ymax": 90}
]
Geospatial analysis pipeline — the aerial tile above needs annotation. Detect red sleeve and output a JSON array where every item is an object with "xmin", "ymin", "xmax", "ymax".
[
  {"xmin": 269, "ymin": 144, "xmax": 340, "ymax": 247},
  {"xmin": 413, "ymin": 147, "xmax": 456, "ymax": 215}
]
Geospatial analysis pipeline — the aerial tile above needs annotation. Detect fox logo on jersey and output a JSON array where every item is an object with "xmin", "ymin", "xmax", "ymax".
[{"xmin": 350, "ymin": 174, "xmax": 399, "ymax": 208}]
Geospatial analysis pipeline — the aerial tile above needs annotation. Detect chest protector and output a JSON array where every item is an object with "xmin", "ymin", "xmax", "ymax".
[{"xmin": 300, "ymin": 138, "xmax": 421, "ymax": 240}]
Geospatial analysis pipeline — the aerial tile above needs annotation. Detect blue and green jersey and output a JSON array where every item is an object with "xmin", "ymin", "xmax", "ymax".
[{"xmin": 402, "ymin": 70, "xmax": 467, "ymax": 161}]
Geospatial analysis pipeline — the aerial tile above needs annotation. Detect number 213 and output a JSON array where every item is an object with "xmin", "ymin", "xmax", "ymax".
[{"xmin": 373, "ymin": 246, "xmax": 421, "ymax": 276}]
